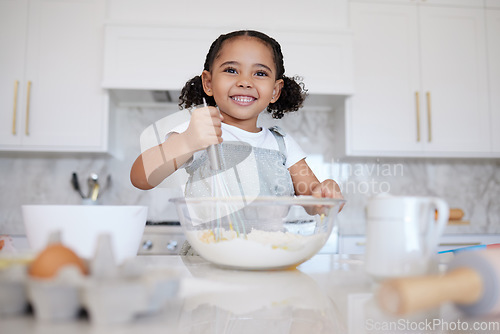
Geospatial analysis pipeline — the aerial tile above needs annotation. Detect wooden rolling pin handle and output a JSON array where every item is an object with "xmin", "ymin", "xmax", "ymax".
[
  {"xmin": 435, "ymin": 208, "xmax": 464, "ymax": 221},
  {"xmin": 377, "ymin": 268, "xmax": 483, "ymax": 316},
  {"xmin": 449, "ymin": 208, "xmax": 465, "ymax": 220}
]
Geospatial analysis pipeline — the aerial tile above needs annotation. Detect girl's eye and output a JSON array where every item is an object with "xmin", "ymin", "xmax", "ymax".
[
  {"xmin": 255, "ymin": 71, "xmax": 268, "ymax": 77},
  {"xmin": 224, "ymin": 67, "xmax": 237, "ymax": 74}
]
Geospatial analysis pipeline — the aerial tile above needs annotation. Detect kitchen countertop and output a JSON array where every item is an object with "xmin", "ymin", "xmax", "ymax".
[{"xmin": 1, "ymin": 254, "xmax": 499, "ymax": 334}]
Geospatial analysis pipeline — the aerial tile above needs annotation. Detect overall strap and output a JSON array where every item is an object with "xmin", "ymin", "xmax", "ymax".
[{"xmin": 268, "ymin": 126, "xmax": 287, "ymax": 164}]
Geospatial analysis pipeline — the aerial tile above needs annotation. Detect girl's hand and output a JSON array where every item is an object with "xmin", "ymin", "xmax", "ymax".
[
  {"xmin": 288, "ymin": 160, "xmax": 344, "ymax": 213},
  {"xmin": 312, "ymin": 179, "xmax": 345, "ymax": 212},
  {"xmin": 184, "ymin": 106, "xmax": 223, "ymax": 152},
  {"xmin": 311, "ymin": 179, "xmax": 343, "ymax": 200}
]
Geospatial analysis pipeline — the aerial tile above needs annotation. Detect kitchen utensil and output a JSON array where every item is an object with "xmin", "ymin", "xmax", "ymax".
[
  {"xmin": 377, "ymin": 248, "xmax": 500, "ymax": 317},
  {"xmin": 86, "ymin": 173, "xmax": 98, "ymax": 199},
  {"xmin": 90, "ymin": 180, "xmax": 100, "ymax": 201},
  {"xmin": 202, "ymin": 98, "xmax": 246, "ymax": 240},
  {"xmin": 364, "ymin": 194, "xmax": 449, "ymax": 279},
  {"xmin": 71, "ymin": 173, "xmax": 85, "ymax": 198},
  {"xmin": 448, "ymin": 208, "xmax": 464, "ymax": 221},
  {"xmin": 204, "ymin": 98, "xmax": 222, "ymax": 171},
  {"xmin": 22, "ymin": 205, "xmax": 147, "ymax": 264},
  {"xmin": 435, "ymin": 208, "xmax": 464, "ymax": 221},
  {"xmin": 170, "ymin": 196, "xmax": 345, "ymax": 270}
]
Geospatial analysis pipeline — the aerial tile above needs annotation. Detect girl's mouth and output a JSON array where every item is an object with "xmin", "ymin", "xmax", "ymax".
[{"xmin": 231, "ymin": 95, "xmax": 256, "ymax": 105}]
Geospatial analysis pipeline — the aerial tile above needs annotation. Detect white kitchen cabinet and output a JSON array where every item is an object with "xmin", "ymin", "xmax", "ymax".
[
  {"xmin": 102, "ymin": 26, "xmax": 354, "ymax": 95},
  {"xmin": 102, "ymin": 0, "xmax": 354, "ymax": 95},
  {"xmin": 271, "ymin": 30, "xmax": 354, "ymax": 95},
  {"xmin": 487, "ymin": 0, "xmax": 500, "ymax": 9},
  {"xmin": 106, "ymin": 0, "xmax": 349, "ymax": 32},
  {"xmin": 347, "ymin": 1, "xmax": 490, "ymax": 157},
  {"xmin": 0, "ymin": 0, "xmax": 108, "ymax": 152},
  {"xmin": 339, "ymin": 235, "xmax": 366, "ymax": 254},
  {"xmin": 0, "ymin": 0, "xmax": 29, "ymax": 146},
  {"xmin": 102, "ymin": 26, "xmax": 216, "ymax": 91},
  {"xmin": 488, "ymin": 8, "xmax": 500, "ymax": 153}
]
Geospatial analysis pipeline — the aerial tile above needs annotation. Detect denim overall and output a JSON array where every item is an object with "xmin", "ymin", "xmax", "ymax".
[{"xmin": 184, "ymin": 126, "xmax": 295, "ymax": 199}]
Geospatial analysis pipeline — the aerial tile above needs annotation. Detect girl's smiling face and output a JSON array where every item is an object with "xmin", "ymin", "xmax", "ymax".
[{"xmin": 201, "ymin": 36, "xmax": 284, "ymax": 132}]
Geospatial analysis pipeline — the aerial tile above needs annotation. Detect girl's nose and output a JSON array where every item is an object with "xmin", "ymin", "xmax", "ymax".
[{"xmin": 237, "ymin": 75, "xmax": 252, "ymax": 88}]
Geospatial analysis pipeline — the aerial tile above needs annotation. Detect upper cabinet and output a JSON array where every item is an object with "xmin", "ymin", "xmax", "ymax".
[
  {"xmin": 101, "ymin": 0, "xmax": 354, "ymax": 96},
  {"xmin": 0, "ymin": 0, "xmax": 108, "ymax": 152},
  {"xmin": 487, "ymin": 5, "xmax": 500, "ymax": 153},
  {"xmin": 487, "ymin": 0, "xmax": 500, "ymax": 9},
  {"xmin": 347, "ymin": 0, "xmax": 491, "ymax": 157},
  {"xmin": 0, "ymin": 0, "xmax": 28, "ymax": 147},
  {"xmin": 102, "ymin": 26, "xmax": 214, "ymax": 92},
  {"xmin": 105, "ymin": 0, "xmax": 349, "ymax": 31},
  {"xmin": 102, "ymin": 27, "xmax": 354, "ymax": 96}
]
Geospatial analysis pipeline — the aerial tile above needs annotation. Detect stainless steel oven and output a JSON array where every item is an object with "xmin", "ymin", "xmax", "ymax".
[{"xmin": 138, "ymin": 221, "xmax": 186, "ymax": 255}]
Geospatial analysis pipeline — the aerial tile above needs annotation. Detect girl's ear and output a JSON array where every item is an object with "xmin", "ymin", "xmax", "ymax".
[
  {"xmin": 270, "ymin": 79, "xmax": 284, "ymax": 103},
  {"xmin": 201, "ymin": 70, "xmax": 213, "ymax": 96}
]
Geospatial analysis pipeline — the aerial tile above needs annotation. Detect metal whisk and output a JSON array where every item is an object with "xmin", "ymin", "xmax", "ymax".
[{"xmin": 203, "ymin": 98, "xmax": 246, "ymax": 241}]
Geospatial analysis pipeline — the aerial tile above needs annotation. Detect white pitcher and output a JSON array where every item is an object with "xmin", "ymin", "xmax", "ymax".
[{"xmin": 364, "ymin": 194, "xmax": 449, "ymax": 279}]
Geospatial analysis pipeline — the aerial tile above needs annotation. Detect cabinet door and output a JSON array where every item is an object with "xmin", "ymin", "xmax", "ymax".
[
  {"xmin": 0, "ymin": 0, "xmax": 28, "ymax": 146},
  {"xmin": 349, "ymin": 3, "xmax": 422, "ymax": 155},
  {"xmin": 487, "ymin": 9, "xmax": 500, "ymax": 153},
  {"xmin": 419, "ymin": 6, "xmax": 490, "ymax": 153},
  {"xmin": 106, "ymin": 0, "xmax": 349, "ymax": 31},
  {"xmin": 18, "ymin": 0, "xmax": 107, "ymax": 151},
  {"xmin": 102, "ymin": 26, "xmax": 354, "ymax": 95},
  {"xmin": 268, "ymin": 30, "xmax": 354, "ymax": 95},
  {"xmin": 102, "ymin": 26, "xmax": 214, "ymax": 91}
]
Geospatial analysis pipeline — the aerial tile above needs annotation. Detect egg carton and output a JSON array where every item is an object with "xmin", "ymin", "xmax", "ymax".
[{"xmin": 0, "ymin": 234, "xmax": 180, "ymax": 325}]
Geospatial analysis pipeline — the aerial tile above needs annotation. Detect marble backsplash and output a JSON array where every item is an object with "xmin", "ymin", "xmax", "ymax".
[{"xmin": 1, "ymin": 100, "xmax": 499, "ymax": 235}]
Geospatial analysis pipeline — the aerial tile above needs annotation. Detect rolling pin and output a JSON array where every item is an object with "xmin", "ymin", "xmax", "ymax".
[
  {"xmin": 435, "ymin": 208, "xmax": 464, "ymax": 221},
  {"xmin": 377, "ymin": 249, "xmax": 500, "ymax": 317}
]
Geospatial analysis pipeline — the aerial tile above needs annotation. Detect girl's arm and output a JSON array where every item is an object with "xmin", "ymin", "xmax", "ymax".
[
  {"xmin": 130, "ymin": 132, "xmax": 195, "ymax": 190},
  {"xmin": 130, "ymin": 106, "xmax": 223, "ymax": 190},
  {"xmin": 288, "ymin": 159, "xmax": 344, "ymax": 200}
]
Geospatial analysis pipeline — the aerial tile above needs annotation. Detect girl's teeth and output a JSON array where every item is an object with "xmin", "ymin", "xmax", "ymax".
[{"xmin": 232, "ymin": 96, "xmax": 255, "ymax": 103}]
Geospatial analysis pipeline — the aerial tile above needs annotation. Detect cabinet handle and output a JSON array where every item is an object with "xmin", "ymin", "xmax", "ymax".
[
  {"xmin": 12, "ymin": 80, "xmax": 19, "ymax": 135},
  {"xmin": 426, "ymin": 91, "xmax": 432, "ymax": 142},
  {"xmin": 25, "ymin": 81, "xmax": 32, "ymax": 136},
  {"xmin": 415, "ymin": 91, "xmax": 421, "ymax": 142}
]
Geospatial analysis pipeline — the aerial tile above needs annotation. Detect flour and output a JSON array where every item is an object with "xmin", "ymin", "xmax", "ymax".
[{"xmin": 185, "ymin": 229, "xmax": 327, "ymax": 269}]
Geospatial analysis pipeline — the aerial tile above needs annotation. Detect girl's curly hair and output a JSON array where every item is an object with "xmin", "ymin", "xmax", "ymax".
[{"xmin": 178, "ymin": 30, "xmax": 307, "ymax": 119}]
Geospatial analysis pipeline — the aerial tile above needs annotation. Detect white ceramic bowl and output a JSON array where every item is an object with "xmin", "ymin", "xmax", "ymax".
[
  {"xmin": 170, "ymin": 196, "xmax": 345, "ymax": 270},
  {"xmin": 22, "ymin": 205, "xmax": 147, "ymax": 264}
]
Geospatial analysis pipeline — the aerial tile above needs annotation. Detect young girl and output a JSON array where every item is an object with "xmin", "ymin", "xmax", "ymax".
[{"xmin": 130, "ymin": 30, "xmax": 343, "ymax": 202}]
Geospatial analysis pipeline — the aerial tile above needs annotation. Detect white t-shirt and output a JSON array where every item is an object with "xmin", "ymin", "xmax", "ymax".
[{"xmin": 169, "ymin": 121, "xmax": 306, "ymax": 169}]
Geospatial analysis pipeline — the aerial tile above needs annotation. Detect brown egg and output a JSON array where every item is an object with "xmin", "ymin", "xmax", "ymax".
[{"xmin": 29, "ymin": 243, "xmax": 88, "ymax": 278}]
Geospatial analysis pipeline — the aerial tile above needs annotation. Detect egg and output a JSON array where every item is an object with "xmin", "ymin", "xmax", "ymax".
[{"xmin": 29, "ymin": 243, "xmax": 88, "ymax": 278}]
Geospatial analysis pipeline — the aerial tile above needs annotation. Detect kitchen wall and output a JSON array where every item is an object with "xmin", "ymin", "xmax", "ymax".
[{"xmin": 1, "ymin": 98, "xmax": 499, "ymax": 236}]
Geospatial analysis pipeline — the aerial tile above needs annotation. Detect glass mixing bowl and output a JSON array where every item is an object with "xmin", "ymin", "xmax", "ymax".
[{"xmin": 170, "ymin": 196, "xmax": 345, "ymax": 270}]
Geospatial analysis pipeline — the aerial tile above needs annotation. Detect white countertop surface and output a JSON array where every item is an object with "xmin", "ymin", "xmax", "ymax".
[{"xmin": 1, "ymin": 254, "xmax": 499, "ymax": 334}]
